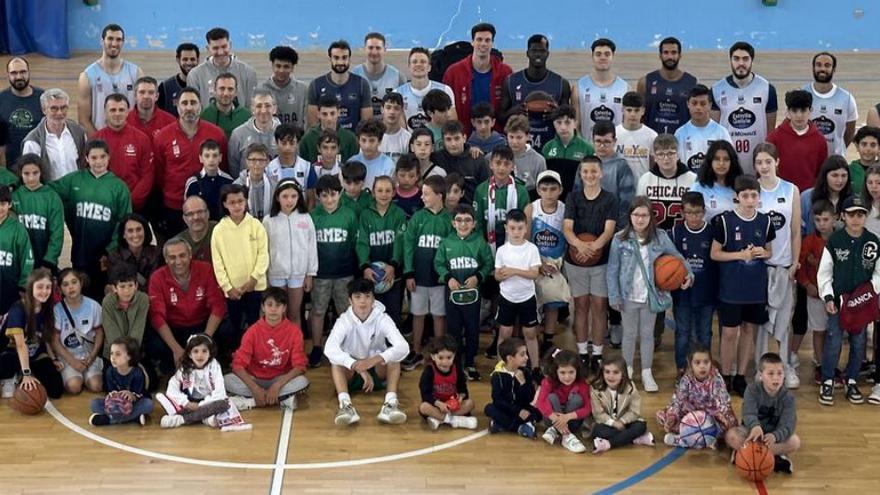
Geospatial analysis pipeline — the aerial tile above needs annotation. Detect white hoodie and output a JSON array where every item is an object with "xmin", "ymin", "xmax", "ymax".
[
  {"xmin": 164, "ymin": 359, "xmax": 227, "ymax": 409},
  {"xmin": 263, "ymin": 210, "xmax": 318, "ymax": 280},
  {"xmin": 323, "ymin": 301, "xmax": 410, "ymax": 370}
]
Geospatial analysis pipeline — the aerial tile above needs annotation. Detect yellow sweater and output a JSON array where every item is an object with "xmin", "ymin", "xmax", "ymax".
[{"xmin": 211, "ymin": 213, "xmax": 269, "ymax": 295}]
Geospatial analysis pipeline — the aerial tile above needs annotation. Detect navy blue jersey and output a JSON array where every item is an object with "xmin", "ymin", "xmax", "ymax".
[
  {"xmin": 307, "ymin": 74, "xmax": 372, "ymax": 131},
  {"xmin": 671, "ymin": 221, "xmax": 718, "ymax": 307},
  {"xmin": 713, "ymin": 210, "xmax": 776, "ymax": 304},
  {"xmin": 506, "ymin": 70, "xmax": 566, "ymax": 152},
  {"xmin": 643, "ymin": 70, "xmax": 698, "ymax": 135}
]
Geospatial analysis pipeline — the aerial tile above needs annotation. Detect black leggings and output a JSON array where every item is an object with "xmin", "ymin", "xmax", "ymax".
[
  {"xmin": 592, "ymin": 421, "xmax": 648, "ymax": 448},
  {"xmin": 793, "ymin": 285, "xmax": 808, "ymax": 336},
  {"xmin": 0, "ymin": 352, "xmax": 64, "ymax": 399},
  {"xmin": 484, "ymin": 404, "xmax": 542, "ymax": 431}
]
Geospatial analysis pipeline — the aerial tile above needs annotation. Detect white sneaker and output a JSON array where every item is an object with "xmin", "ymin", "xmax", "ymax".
[
  {"xmin": 280, "ymin": 395, "xmax": 297, "ymax": 410},
  {"xmin": 229, "ymin": 396, "xmax": 256, "ymax": 411},
  {"xmin": 632, "ymin": 432, "xmax": 655, "ymax": 446},
  {"xmin": 642, "ymin": 369, "xmax": 659, "ymax": 393},
  {"xmin": 202, "ymin": 416, "xmax": 218, "ymax": 428},
  {"xmin": 868, "ymin": 384, "xmax": 880, "ymax": 405},
  {"xmin": 155, "ymin": 393, "xmax": 178, "ymax": 415},
  {"xmin": 377, "ymin": 402, "xmax": 407, "ymax": 424},
  {"xmin": 627, "ymin": 366, "xmax": 634, "ymax": 380},
  {"xmin": 785, "ymin": 365, "xmax": 800, "ymax": 390},
  {"xmin": 562, "ymin": 433, "xmax": 587, "ymax": 453},
  {"xmin": 160, "ymin": 414, "xmax": 185, "ymax": 429},
  {"xmin": 663, "ymin": 433, "xmax": 678, "ymax": 447},
  {"xmin": 426, "ymin": 417, "xmax": 441, "ymax": 430},
  {"xmin": 449, "ymin": 415, "xmax": 478, "ymax": 429},
  {"xmin": 789, "ymin": 353, "xmax": 800, "ymax": 369},
  {"xmin": 1, "ymin": 378, "xmax": 16, "ymax": 399},
  {"xmin": 542, "ymin": 426, "xmax": 560, "ymax": 445},
  {"xmin": 335, "ymin": 403, "xmax": 360, "ymax": 426}
]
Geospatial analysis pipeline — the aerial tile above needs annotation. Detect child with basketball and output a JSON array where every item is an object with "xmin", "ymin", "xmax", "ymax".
[
  {"xmin": 607, "ymin": 196, "xmax": 693, "ymax": 392},
  {"xmin": 590, "ymin": 356, "xmax": 654, "ymax": 453},
  {"xmin": 725, "ymin": 352, "xmax": 800, "ymax": 474},
  {"xmin": 157, "ymin": 334, "xmax": 248, "ymax": 430},
  {"xmin": 484, "ymin": 337, "xmax": 542, "ymax": 438},
  {"xmin": 536, "ymin": 349, "xmax": 591, "ymax": 453},
  {"xmin": 656, "ymin": 344, "xmax": 738, "ymax": 448},
  {"xmin": 89, "ymin": 336, "xmax": 153, "ymax": 426},
  {"xmin": 324, "ymin": 279, "xmax": 410, "ymax": 426},
  {"xmin": 418, "ymin": 335, "xmax": 478, "ymax": 430},
  {"xmin": 53, "ymin": 269, "xmax": 104, "ymax": 395}
]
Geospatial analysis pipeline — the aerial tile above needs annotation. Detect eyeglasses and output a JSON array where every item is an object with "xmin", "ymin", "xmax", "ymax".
[
  {"xmin": 48, "ymin": 105, "xmax": 69, "ymax": 113},
  {"xmin": 183, "ymin": 209, "xmax": 208, "ymax": 218},
  {"xmin": 593, "ymin": 139, "xmax": 615, "ymax": 146},
  {"xmin": 247, "ymin": 157, "xmax": 269, "ymax": 163},
  {"xmin": 655, "ymin": 151, "xmax": 677, "ymax": 158},
  {"xmin": 630, "ymin": 212, "xmax": 651, "ymax": 219}
]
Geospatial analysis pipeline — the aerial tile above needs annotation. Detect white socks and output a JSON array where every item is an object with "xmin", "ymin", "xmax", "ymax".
[
  {"xmin": 385, "ymin": 392, "xmax": 398, "ymax": 406},
  {"xmin": 577, "ymin": 341, "xmax": 589, "ymax": 354},
  {"xmin": 338, "ymin": 393, "xmax": 351, "ymax": 408}
]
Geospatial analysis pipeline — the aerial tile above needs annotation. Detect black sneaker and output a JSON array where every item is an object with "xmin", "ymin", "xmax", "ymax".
[
  {"xmin": 89, "ymin": 413, "xmax": 111, "ymax": 426},
  {"xmin": 488, "ymin": 420, "xmax": 502, "ymax": 434},
  {"xmin": 723, "ymin": 375, "xmax": 733, "ymax": 393},
  {"xmin": 579, "ymin": 353, "xmax": 591, "ymax": 370},
  {"xmin": 846, "ymin": 380, "xmax": 865, "ymax": 404},
  {"xmin": 774, "ymin": 455, "xmax": 793, "ymax": 474},
  {"xmin": 465, "ymin": 367, "xmax": 482, "ymax": 381},
  {"xmin": 590, "ymin": 355, "xmax": 602, "ymax": 376},
  {"xmin": 308, "ymin": 345, "xmax": 324, "ymax": 368},
  {"xmin": 401, "ymin": 351, "xmax": 421, "ymax": 371},
  {"xmin": 531, "ymin": 367, "xmax": 544, "ymax": 387},
  {"xmin": 732, "ymin": 375, "xmax": 748, "ymax": 397},
  {"xmin": 833, "ymin": 368, "xmax": 846, "ymax": 389},
  {"xmin": 818, "ymin": 380, "xmax": 834, "ymax": 406},
  {"xmin": 539, "ymin": 337, "xmax": 554, "ymax": 356},
  {"xmin": 484, "ymin": 330, "xmax": 498, "ymax": 359}
]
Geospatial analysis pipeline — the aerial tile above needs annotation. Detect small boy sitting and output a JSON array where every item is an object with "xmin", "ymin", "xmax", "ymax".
[
  {"xmin": 324, "ymin": 278, "xmax": 411, "ymax": 426},
  {"xmin": 184, "ymin": 139, "xmax": 234, "ymax": 221},
  {"xmin": 101, "ymin": 265, "xmax": 150, "ymax": 362},
  {"xmin": 484, "ymin": 337, "xmax": 542, "ymax": 438}
]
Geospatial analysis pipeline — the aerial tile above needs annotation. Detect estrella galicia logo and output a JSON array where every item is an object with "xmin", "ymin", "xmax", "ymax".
[
  {"xmin": 590, "ymin": 105, "xmax": 614, "ymax": 123},
  {"xmin": 767, "ymin": 211, "xmax": 786, "ymax": 231},
  {"xmin": 812, "ymin": 115, "xmax": 835, "ymax": 136},
  {"xmin": 728, "ymin": 107, "xmax": 757, "ymax": 130}
]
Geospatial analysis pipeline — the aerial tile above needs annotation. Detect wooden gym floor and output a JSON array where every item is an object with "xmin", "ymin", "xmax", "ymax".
[{"xmin": 1, "ymin": 51, "xmax": 879, "ymax": 494}]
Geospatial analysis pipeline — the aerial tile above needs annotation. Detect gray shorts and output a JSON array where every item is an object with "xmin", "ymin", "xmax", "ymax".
[
  {"xmin": 806, "ymin": 295, "xmax": 828, "ymax": 332},
  {"xmin": 564, "ymin": 261, "xmax": 608, "ymax": 298},
  {"xmin": 411, "ymin": 285, "xmax": 446, "ymax": 316},
  {"xmin": 311, "ymin": 276, "xmax": 352, "ymax": 316},
  {"xmin": 61, "ymin": 358, "xmax": 103, "ymax": 382}
]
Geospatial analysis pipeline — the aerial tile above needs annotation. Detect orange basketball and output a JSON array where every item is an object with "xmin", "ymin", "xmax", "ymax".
[
  {"xmin": 10, "ymin": 382, "xmax": 47, "ymax": 415},
  {"xmin": 654, "ymin": 254, "xmax": 688, "ymax": 291},
  {"xmin": 735, "ymin": 441, "xmax": 775, "ymax": 482},
  {"xmin": 567, "ymin": 233, "xmax": 601, "ymax": 267}
]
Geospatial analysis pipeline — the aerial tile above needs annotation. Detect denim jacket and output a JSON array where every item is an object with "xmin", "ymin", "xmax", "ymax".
[{"xmin": 606, "ymin": 229, "xmax": 692, "ymax": 309}]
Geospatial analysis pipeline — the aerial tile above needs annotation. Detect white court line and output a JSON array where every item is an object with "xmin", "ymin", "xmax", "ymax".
[
  {"xmin": 269, "ymin": 408, "xmax": 294, "ymax": 495},
  {"xmin": 45, "ymin": 402, "xmax": 488, "ymax": 470}
]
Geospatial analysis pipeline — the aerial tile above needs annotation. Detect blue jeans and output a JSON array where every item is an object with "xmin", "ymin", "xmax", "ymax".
[
  {"xmin": 673, "ymin": 305, "xmax": 715, "ymax": 370},
  {"xmin": 821, "ymin": 313, "xmax": 866, "ymax": 382},
  {"xmin": 91, "ymin": 397, "xmax": 154, "ymax": 424}
]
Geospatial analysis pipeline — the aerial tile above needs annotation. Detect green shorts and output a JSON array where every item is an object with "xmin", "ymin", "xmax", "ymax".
[{"xmin": 347, "ymin": 368, "xmax": 386, "ymax": 392}]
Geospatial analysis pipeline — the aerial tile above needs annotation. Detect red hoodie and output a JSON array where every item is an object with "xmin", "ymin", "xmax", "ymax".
[
  {"xmin": 93, "ymin": 124, "xmax": 154, "ymax": 210},
  {"xmin": 766, "ymin": 119, "xmax": 828, "ymax": 193},
  {"xmin": 443, "ymin": 54, "xmax": 512, "ymax": 135},
  {"xmin": 233, "ymin": 317, "xmax": 307, "ymax": 380}
]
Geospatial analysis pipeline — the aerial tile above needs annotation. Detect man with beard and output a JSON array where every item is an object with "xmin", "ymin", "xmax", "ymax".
[
  {"xmin": 263, "ymin": 45, "xmax": 308, "ymax": 127},
  {"xmin": 153, "ymin": 87, "xmax": 227, "ymax": 237},
  {"xmin": 637, "ymin": 37, "xmax": 698, "ymax": 135},
  {"xmin": 711, "ymin": 41, "xmax": 778, "ymax": 175},
  {"xmin": 77, "ymin": 24, "xmax": 144, "ymax": 136},
  {"xmin": 94, "ymin": 94, "xmax": 154, "ymax": 212},
  {"xmin": 187, "ymin": 28, "xmax": 258, "ymax": 109},
  {"xmin": 307, "ymin": 40, "xmax": 372, "ymax": 131},
  {"xmin": 0, "ymin": 57, "xmax": 43, "ymax": 168},
  {"xmin": 500, "ymin": 34, "xmax": 571, "ymax": 153},
  {"xmin": 803, "ymin": 52, "xmax": 858, "ymax": 157},
  {"xmin": 175, "ymin": 195, "xmax": 217, "ymax": 263},
  {"xmin": 125, "ymin": 76, "xmax": 177, "ymax": 143},
  {"xmin": 395, "ymin": 47, "xmax": 456, "ymax": 130},
  {"xmin": 351, "ymin": 33, "xmax": 407, "ymax": 117},
  {"xmin": 200, "ymin": 73, "xmax": 252, "ymax": 137},
  {"xmin": 158, "ymin": 43, "xmax": 200, "ymax": 118},
  {"xmin": 573, "ymin": 38, "xmax": 630, "ymax": 143},
  {"xmin": 22, "ymin": 89, "xmax": 86, "ymax": 181}
]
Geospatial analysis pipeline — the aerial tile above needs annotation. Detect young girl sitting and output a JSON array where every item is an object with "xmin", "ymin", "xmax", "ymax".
[
  {"xmin": 89, "ymin": 336, "xmax": 153, "ymax": 426},
  {"xmin": 656, "ymin": 344, "xmax": 738, "ymax": 448},
  {"xmin": 156, "ymin": 334, "xmax": 248, "ymax": 430},
  {"xmin": 418, "ymin": 335, "xmax": 478, "ymax": 430},
  {"xmin": 53, "ymin": 269, "xmax": 104, "ymax": 395},
  {"xmin": 536, "ymin": 349, "xmax": 591, "ymax": 454},
  {"xmin": 590, "ymin": 356, "xmax": 654, "ymax": 454}
]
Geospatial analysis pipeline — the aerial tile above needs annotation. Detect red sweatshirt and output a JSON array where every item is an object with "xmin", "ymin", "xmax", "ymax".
[
  {"xmin": 232, "ymin": 317, "xmax": 307, "ymax": 380},
  {"xmin": 535, "ymin": 377, "xmax": 592, "ymax": 419},
  {"xmin": 93, "ymin": 124, "xmax": 154, "ymax": 210},
  {"xmin": 148, "ymin": 260, "xmax": 227, "ymax": 330},
  {"xmin": 443, "ymin": 54, "xmax": 512, "ymax": 135},
  {"xmin": 153, "ymin": 120, "xmax": 227, "ymax": 210},
  {"xmin": 125, "ymin": 108, "xmax": 176, "ymax": 143},
  {"xmin": 766, "ymin": 119, "xmax": 828, "ymax": 193}
]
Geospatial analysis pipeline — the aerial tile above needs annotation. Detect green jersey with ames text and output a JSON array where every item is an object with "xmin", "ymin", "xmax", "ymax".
[
  {"xmin": 403, "ymin": 206, "xmax": 453, "ymax": 287},
  {"xmin": 311, "ymin": 204, "xmax": 359, "ymax": 279}
]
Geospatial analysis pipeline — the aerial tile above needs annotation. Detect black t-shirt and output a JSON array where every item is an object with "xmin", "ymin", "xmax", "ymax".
[
  {"xmin": 564, "ymin": 188, "xmax": 618, "ymax": 265},
  {"xmin": 0, "ymin": 88, "xmax": 44, "ymax": 168}
]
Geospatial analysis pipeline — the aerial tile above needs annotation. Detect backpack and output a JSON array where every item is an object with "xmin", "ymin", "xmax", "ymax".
[{"xmin": 428, "ymin": 41, "xmax": 504, "ymax": 83}]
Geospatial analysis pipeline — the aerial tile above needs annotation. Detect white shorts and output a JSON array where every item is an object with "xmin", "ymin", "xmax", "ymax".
[
  {"xmin": 564, "ymin": 261, "xmax": 608, "ymax": 298},
  {"xmin": 270, "ymin": 277, "xmax": 305, "ymax": 289},
  {"xmin": 411, "ymin": 285, "xmax": 446, "ymax": 316},
  {"xmin": 806, "ymin": 296, "xmax": 828, "ymax": 332},
  {"xmin": 61, "ymin": 358, "xmax": 104, "ymax": 382}
]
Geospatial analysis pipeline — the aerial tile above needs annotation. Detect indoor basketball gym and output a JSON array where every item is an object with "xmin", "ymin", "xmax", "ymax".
[{"xmin": 1, "ymin": 1, "xmax": 879, "ymax": 494}]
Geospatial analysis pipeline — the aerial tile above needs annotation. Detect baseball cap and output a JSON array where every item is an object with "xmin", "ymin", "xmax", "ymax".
[
  {"xmin": 536, "ymin": 170, "xmax": 562, "ymax": 186},
  {"xmin": 842, "ymin": 195, "xmax": 868, "ymax": 213}
]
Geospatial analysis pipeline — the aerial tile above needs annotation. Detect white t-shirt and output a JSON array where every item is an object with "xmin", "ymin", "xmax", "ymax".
[
  {"xmin": 615, "ymin": 124, "xmax": 658, "ymax": 180},
  {"xmin": 495, "ymin": 241, "xmax": 542, "ymax": 303},
  {"xmin": 629, "ymin": 244, "xmax": 650, "ymax": 303},
  {"xmin": 379, "ymin": 127, "xmax": 412, "ymax": 164},
  {"xmin": 53, "ymin": 297, "xmax": 102, "ymax": 359}
]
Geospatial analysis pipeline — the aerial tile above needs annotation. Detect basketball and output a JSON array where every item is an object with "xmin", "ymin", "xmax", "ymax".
[
  {"xmin": 678, "ymin": 410, "xmax": 720, "ymax": 449},
  {"xmin": 735, "ymin": 441, "xmax": 775, "ymax": 482},
  {"xmin": 567, "ymin": 233, "xmax": 601, "ymax": 267},
  {"xmin": 10, "ymin": 383, "xmax": 48, "ymax": 415},
  {"xmin": 370, "ymin": 262, "xmax": 393, "ymax": 294},
  {"xmin": 445, "ymin": 395, "xmax": 461, "ymax": 412},
  {"xmin": 654, "ymin": 255, "xmax": 688, "ymax": 291},
  {"xmin": 524, "ymin": 99, "xmax": 557, "ymax": 115}
]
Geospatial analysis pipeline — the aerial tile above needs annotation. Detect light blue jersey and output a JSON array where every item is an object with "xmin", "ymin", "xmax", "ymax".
[
  {"xmin": 690, "ymin": 181, "xmax": 736, "ymax": 221},
  {"xmin": 352, "ymin": 63, "xmax": 407, "ymax": 117},
  {"xmin": 530, "ymin": 199, "xmax": 566, "ymax": 259},
  {"xmin": 675, "ymin": 120, "xmax": 733, "ymax": 173},
  {"xmin": 396, "ymin": 81, "xmax": 455, "ymax": 130},
  {"xmin": 576, "ymin": 75, "xmax": 629, "ymax": 140},
  {"xmin": 759, "ymin": 178, "xmax": 796, "ymax": 266},
  {"xmin": 84, "ymin": 60, "xmax": 139, "ymax": 128},
  {"xmin": 803, "ymin": 83, "xmax": 858, "ymax": 157}
]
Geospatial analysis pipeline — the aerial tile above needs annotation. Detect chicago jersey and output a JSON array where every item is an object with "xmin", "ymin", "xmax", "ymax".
[
  {"xmin": 636, "ymin": 164, "xmax": 696, "ymax": 231},
  {"xmin": 711, "ymin": 74, "xmax": 778, "ymax": 174}
]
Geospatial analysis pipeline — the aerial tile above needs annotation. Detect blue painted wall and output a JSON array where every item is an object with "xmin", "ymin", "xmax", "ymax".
[{"xmin": 68, "ymin": 0, "xmax": 877, "ymax": 52}]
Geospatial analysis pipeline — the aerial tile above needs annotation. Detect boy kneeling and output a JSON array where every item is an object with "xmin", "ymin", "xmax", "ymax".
[{"xmin": 325, "ymin": 279, "xmax": 411, "ymax": 426}]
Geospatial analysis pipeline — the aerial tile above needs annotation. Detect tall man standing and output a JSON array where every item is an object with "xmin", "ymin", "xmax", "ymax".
[
  {"xmin": 187, "ymin": 28, "xmax": 258, "ymax": 109},
  {"xmin": 307, "ymin": 40, "xmax": 372, "ymax": 131},
  {"xmin": 158, "ymin": 43, "xmax": 200, "ymax": 118},
  {"xmin": 0, "ymin": 57, "xmax": 43, "ymax": 168},
  {"xmin": 804, "ymin": 52, "xmax": 858, "ymax": 157},
  {"xmin": 351, "ymin": 33, "xmax": 407, "ymax": 117},
  {"xmin": 637, "ymin": 37, "xmax": 698, "ymax": 135},
  {"xmin": 573, "ymin": 38, "xmax": 630, "ymax": 143}
]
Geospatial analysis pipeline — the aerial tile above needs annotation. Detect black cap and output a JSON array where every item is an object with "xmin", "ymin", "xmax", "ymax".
[{"xmin": 842, "ymin": 195, "xmax": 868, "ymax": 213}]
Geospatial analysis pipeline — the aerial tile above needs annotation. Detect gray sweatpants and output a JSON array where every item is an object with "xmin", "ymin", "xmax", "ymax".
[
  {"xmin": 224, "ymin": 374, "xmax": 310, "ymax": 398},
  {"xmin": 622, "ymin": 300, "xmax": 655, "ymax": 371}
]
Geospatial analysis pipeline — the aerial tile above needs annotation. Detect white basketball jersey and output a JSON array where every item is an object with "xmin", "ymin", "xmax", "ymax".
[
  {"xmin": 576, "ymin": 75, "xmax": 629, "ymax": 140},
  {"xmin": 804, "ymin": 83, "xmax": 858, "ymax": 157},
  {"xmin": 674, "ymin": 120, "xmax": 733, "ymax": 174},
  {"xmin": 711, "ymin": 74, "xmax": 776, "ymax": 175},
  {"xmin": 396, "ymin": 81, "xmax": 456, "ymax": 130},
  {"xmin": 759, "ymin": 178, "xmax": 795, "ymax": 266}
]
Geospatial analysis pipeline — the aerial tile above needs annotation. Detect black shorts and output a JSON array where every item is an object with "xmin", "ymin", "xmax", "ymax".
[
  {"xmin": 718, "ymin": 302, "xmax": 769, "ymax": 327},
  {"xmin": 496, "ymin": 296, "xmax": 540, "ymax": 327}
]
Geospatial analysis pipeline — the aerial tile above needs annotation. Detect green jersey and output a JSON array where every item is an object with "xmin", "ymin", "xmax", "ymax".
[
  {"xmin": 299, "ymin": 125, "xmax": 359, "ymax": 163},
  {"xmin": 403, "ymin": 206, "xmax": 453, "ymax": 287},
  {"xmin": 0, "ymin": 167, "xmax": 17, "ymax": 188},
  {"xmin": 473, "ymin": 178, "xmax": 529, "ymax": 247},
  {"xmin": 311, "ymin": 204, "xmax": 358, "ymax": 279},
  {"xmin": 341, "ymin": 189, "xmax": 373, "ymax": 219},
  {"xmin": 11, "ymin": 185, "xmax": 64, "ymax": 267},
  {"xmin": 356, "ymin": 203, "xmax": 406, "ymax": 270},
  {"xmin": 0, "ymin": 215, "xmax": 34, "ymax": 314},
  {"xmin": 434, "ymin": 230, "xmax": 493, "ymax": 285},
  {"xmin": 51, "ymin": 170, "xmax": 131, "ymax": 269}
]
